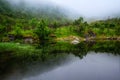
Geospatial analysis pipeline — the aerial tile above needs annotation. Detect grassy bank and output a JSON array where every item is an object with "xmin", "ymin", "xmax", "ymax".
[
  {"xmin": 0, "ymin": 41, "xmax": 120, "ymax": 57},
  {"xmin": 0, "ymin": 41, "xmax": 120, "ymax": 70},
  {"xmin": 0, "ymin": 42, "xmax": 44, "ymax": 62}
]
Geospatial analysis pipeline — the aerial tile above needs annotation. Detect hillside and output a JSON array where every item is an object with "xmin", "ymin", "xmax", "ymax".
[
  {"xmin": 0, "ymin": 0, "xmax": 71, "ymax": 41},
  {"xmin": 0, "ymin": 0, "xmax": 120, "ymax": 43}
]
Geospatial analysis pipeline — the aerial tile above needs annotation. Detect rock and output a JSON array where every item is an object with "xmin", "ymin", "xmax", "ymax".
[
  {"xmin": 8, "ymin": 34, "xmax": 15, "ymax": 41},
  {"xmin": 23, "ymin": 36, "xmax": 33, "ymax": 44},
  {"xmin": 71, "ymin": 40, "xmax": 80, "ymax": 44},
  {"xmin": 24, "ymin": 38, "xmax": 33, "ymax": 44},
  {"xmin": 75, "ymin": 37, "xmax": 79, "ymax": 41},
  {"xmin": 118, "ymin": 38, "xmax": 120, "ymax": 40},
  {"xmin": 16, "ymin": 43, "xmax": 20, "ymax": 45}
]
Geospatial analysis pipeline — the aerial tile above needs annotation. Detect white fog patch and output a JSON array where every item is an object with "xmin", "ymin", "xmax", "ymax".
[
  {"xmin": 6, "ymin": 0, "xmax": 120, "ymax": 19},
  {"xmin": 51, "ymin": 0, "xmax": 120, "ymax": 18},
  {"xmin": 7, "ymin": 0, "xmax": 54, "ymax": 7}
]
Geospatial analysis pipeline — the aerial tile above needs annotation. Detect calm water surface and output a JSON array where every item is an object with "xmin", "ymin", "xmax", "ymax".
[
  {"xmin": 0, "ymin": 41, "xmax": 120, "ymax": 80},
  {"xmin": 1, "ymin": 52, "xmax": 120, "ymax": 80}
]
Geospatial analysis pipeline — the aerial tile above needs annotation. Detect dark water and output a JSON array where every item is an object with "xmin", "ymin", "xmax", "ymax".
[{"xmin": 0, "ymin": 41, "xmax": 120, "ymax": 80}]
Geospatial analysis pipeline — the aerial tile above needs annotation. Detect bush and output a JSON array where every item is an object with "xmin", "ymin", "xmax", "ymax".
[{"xmin": 34, "ymin": 20, "xmax": 51, "ymax": 44}]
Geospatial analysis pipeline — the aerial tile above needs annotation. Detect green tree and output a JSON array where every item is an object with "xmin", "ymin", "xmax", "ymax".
[
  {"xmin": 34, "ymin": 20, "xmax": 51, "ymax": 45},
  {"xmin": 73, "ymin": 17, "xmax": 84, "ymax": 25},
  {"xmin": 29, "ymin": 18, "xmax": 38, "ymax": 29},
  {"xmin": 0, "ymin": 25, "xmax": 6, "ymax": 41},
  {"xmin": 115, "ymin": 26, "xmax": 120, "ymax": 35},
  {"xmin": 14, "ymin": 26, "xmax": 23, "ymax": 39}
]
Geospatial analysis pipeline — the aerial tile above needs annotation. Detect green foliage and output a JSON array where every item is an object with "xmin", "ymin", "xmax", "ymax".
[
  {"xmin": 73, "ymin": 17, "xmax": 84, "ymax": 25},
  {"xmin": 0, "ymin": 25, "xmax": 6, "ymax": 34},
  {"xmin": 0, "ymin": 41, "xmax": 119, "ymax": 62},
  {"xmin": 115, "ymin": 26, "xmax": 120, "ymax": 35},
  {"xmin": 0, "ymin": 42, "xmax": 43, "ymax": 62},
  {"xmin": 0, "ymin": 25, "xmax": 7, "ymax": 41},
  {"xmin": 89, "ymin": 18, "xmax": 120, "ymax": 36},
  {"xmin": 34, "ymin": 20, "xmax": 51, "ymax": 44},
  {"xmin": 55, "ymin": 26, "xmax": 78, "ymax": 37},
  {"xmin": 9, "ymin": 25, "xmax": 23, "ymax": 39},
  {"xmin": 28, "ymin": 18, "xmax": 38, "ymax": 28},
  {"xmin": 0, "ymin": 0, "xmax": 120, "ymax": 43},
  {"xmin": 51, "ymin": 21, "xmax": 59, "ymax": 28}
]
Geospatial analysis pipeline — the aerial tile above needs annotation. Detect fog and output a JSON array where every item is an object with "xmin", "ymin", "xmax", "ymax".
[
  {"xmin": 51, "ymin": 0, "xmax": 120, "ymax": 18},
  {"xmin": 7, "ymin": 0, "xmax": 120, "ymax": 19}
]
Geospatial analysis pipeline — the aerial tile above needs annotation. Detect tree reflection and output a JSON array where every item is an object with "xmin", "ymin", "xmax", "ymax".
[{"xmin": 0, "ymin": 41, "xmax": 120, "ymax": 77}]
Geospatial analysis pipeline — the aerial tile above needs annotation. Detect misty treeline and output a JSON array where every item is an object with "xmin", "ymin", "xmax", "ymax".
[{"xmin": 0, "ymin": 0, "xmax": 120, "ymax": 43}]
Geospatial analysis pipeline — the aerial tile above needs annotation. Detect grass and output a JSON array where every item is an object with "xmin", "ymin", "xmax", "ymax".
[
  {"xmin": 0, "ymin": 42, "xmax": 43, "ymax": 59},
  {"xmin": 0, "ymin": 42, "xmax": 76, "ymax": 59},
  {"xmin": 92, "ymin": 28, "xmax": 116, "ymax": 36},
  {"xmin": 0, "ymin": 42, "xmax": 80, "ymax": 63},
  {"xmin": 0, "ymin": 41, "xmax": 120, "ymax": 64},
  {"xmin": 54, "ymin": 26, "xmax": 79, "ymax": 38},
  {"xmin": 0, "ymin": 42, "xmax": 34, "ymax": 52},
  {"xmin": 0, "ymin": 42, "xmax": 79, "ymax": 59}
]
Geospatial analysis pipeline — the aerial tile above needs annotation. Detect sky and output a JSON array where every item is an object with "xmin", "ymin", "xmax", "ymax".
[
  {"xmin": 8, "ymin": 0, "xmax": 120, "ymax": 19},
  {"xmin": 50, "ymin": 0, "xmax": 120, "ymax": 18}
]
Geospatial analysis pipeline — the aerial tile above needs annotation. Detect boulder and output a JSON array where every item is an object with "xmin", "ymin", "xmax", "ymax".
[
  {"xmin": 71, "ymin": 39, "xmax": 80, "ymax": 44},
  {"xmin": 23, "ymin": 36, "xmax": 33, "ymax": 44}
]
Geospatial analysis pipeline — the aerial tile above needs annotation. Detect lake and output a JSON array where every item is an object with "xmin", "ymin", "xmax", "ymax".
[{"xmin": 0, "ymin": 41, "xmax": 120, "ymax": 80}]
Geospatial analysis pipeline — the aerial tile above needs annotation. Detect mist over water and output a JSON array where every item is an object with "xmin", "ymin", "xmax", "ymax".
[{"xmin": 6, "ymin": 0, "xmax": 120, "ymax": 20}]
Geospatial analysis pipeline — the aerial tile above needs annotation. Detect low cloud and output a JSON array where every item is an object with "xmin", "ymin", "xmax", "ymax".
[{"xmin": 6, "ymin": 0, "xmax": 120, "ymax": 19}]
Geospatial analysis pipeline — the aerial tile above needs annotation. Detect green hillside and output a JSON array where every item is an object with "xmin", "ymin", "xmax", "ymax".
[{"xmin": 0, "ymin": 0, "xmax": 120, "ymax": 43}]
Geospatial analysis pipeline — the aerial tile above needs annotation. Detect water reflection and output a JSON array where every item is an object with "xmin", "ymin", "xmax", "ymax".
[
  {"xmin": 1, "ymin": 54, "xmax": 76, "ymax": 80},
  {"xmin": 0, "ymin": 41, "xmax": 120, "ymax": 80},
  {"xmin": 33, "ymin": 53, "xmax": 119, "ymax": 80},
  {"xmin": 2, "ymin": 52, "xmax": 120, "ymax": 80}
]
